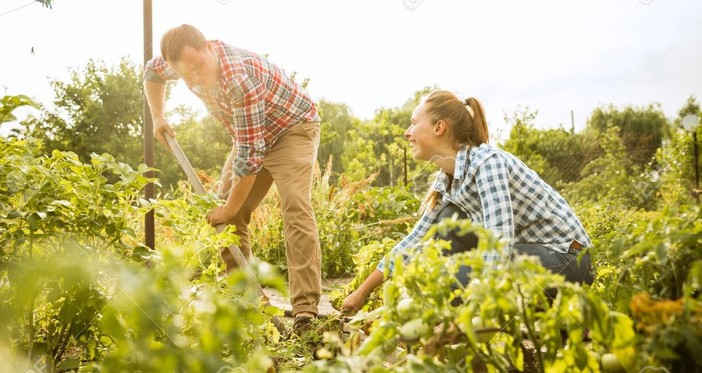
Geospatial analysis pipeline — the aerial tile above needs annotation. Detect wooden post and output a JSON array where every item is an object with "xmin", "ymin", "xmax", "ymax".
[{"xmin": 143, "ymin": 0, "xmax": 155, "ymax": 249}]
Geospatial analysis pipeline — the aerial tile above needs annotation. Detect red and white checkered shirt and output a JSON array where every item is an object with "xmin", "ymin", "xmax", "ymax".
[{"xmin": 145, "ymin": 40, "xmax": 320, "ymax": 177}]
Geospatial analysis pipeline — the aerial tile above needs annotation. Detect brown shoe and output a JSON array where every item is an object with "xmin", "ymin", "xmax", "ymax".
[{"xmin": 292, "ymin": 316, "xmax": 314, "ymax": 336}]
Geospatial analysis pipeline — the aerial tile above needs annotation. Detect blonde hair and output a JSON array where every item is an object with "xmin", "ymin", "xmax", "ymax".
[
  {"xmin": 423, "ymin": 90, "xmax": 489, "ymax": 148},
  {"xmin": 419, "ymin": 90, "xmax": 490, "ymax": 213},
  {"xmin": 160, "ymin": 24, "xmax": 207, "ymax": 63}
]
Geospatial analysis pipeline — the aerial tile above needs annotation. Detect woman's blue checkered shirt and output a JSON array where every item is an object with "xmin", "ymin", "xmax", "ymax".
[{"xmin": 378, "ymin": 143, "xmax": 592, "ymax": 275}]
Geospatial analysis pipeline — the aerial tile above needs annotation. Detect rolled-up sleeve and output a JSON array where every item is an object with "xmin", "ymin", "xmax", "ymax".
[
  {"xmin": 377, "ymin": 206, "xmax": 440, "ymax": 276},
  {"xmin": 229, "ymin": 74, "xmax": 266, "ymax": 177},
  {"xmin": 144, "ymin": 57, "xmax": 180, "ymax": 83}
]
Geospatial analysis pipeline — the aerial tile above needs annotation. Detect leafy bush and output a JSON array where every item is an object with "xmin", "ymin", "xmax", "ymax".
[
  {"xmin": 0, "ymin": 136, "xmax": 153, "ymax": 370},
  {"xmin": 97, "ymin": 246, "xmax": 275, "ymax": 372},
  {"xmin": 3, "ymin": 89, "xmax": 701, "ymax": 371},
  {"xmin": 311, "ymin": 220, "xmax": 640, "ymax": 372},
  {"xmin": 0, "ymin": 136, "xmax": 278, "ymax": 371},
  {"xmin": 556, "ymin": 122, "xmax": 702, "ymax": 371}
]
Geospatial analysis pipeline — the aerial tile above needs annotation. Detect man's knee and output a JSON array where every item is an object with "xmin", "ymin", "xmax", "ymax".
[{"xmin": 220, "ymin": 245, "xmax": 252, "ymax": 273}]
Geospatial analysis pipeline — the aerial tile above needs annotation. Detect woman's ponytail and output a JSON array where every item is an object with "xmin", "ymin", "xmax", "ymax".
[
  {"xmin": 464, "ymin": 97, "xmax": 489, "ymax": 145},
  {"xmin": 420, "ymin": 189, "xmax": 440, "ymax": 215},
  {"xmin": 422, "ymin": 90, "xmax": 489, "ymax": 148}
]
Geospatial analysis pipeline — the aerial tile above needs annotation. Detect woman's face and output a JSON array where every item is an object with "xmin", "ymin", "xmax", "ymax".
[{"xmin": 405, "ymin": 102, "xmax": 440, "ymax": 161}]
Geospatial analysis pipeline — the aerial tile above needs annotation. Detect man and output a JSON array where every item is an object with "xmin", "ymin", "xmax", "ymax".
[{"xmin": 144, "ymin": 24, "xmax": 321, "ymax": 333}]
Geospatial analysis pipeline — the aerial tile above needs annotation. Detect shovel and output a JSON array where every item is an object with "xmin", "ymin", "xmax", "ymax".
[{"xmin": 163, "ymin": 133, "xmax": 286, "ymax": 331}]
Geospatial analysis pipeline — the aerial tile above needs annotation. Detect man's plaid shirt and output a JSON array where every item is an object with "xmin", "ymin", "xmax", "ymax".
[
  {"xmin": 378, "ymin": 143, "xmax": 592, "ymax": 274},
  {"xmin": 145, "ymin": 40, "xmax": 320, "ymax": 177}
]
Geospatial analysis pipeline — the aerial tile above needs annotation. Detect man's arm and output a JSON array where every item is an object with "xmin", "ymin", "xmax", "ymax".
[
  {"xmin": 206, "ymin": 172, "xmax": 256, "ymax": 226},
  {"xmin": 144, "ymin": 80, "xmax": 175, "ymax": 150},
  {"xmin": 217, "ymin": 143, "xmax": 238, "ymax": 199}
]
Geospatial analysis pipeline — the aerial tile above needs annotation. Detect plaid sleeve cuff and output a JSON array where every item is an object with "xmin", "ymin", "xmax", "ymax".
[
  {"xmin": 144, "ymin": 57, "xmax": 180, "ymax": 82},
  {"xmin": 376, "ymin": 249, "xmax": 409, "ymax": 275},
  {"xmin": 144, "ymin": 69, "xmax": 167, "ymax": 84},
  {"xmin": 231, "ymin": 137, "xmax": 265, "ymax": 177},
  {"xmin": 375, "ymin": 207, "xmax": 439, "ymax": 276}
]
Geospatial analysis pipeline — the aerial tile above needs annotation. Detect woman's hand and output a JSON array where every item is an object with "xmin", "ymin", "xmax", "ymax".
[
  {"xmin": 341, "ymin": 290, "xmax": 368, "ymax": 315},
  {"xmin": 340, "ymin": 269, "xmax": 386, "ymax": 315}
]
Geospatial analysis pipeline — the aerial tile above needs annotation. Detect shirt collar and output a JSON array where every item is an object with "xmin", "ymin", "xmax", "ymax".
[
  {"xmin": 453, "ymin": 144, "xmax": 470, "ymax": 181},
  {"xmin": 431, "ymin": 144, "xmax": 471, "ymax": 194}
]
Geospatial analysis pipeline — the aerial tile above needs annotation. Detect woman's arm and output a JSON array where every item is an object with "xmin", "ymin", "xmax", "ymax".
[{"xmin": 341, "ymin": 269, "xmax": 385, "ymax": 314}]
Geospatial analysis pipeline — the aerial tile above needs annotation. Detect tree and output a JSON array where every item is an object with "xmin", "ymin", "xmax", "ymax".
[
  {"xmin": 339, "ymin": 87, "xmax": 436, "ymax": 189},
  {"xmin": 586, "ymin": 104, "xmax": 669, "ymax": 166},
  {"xmin": 657, "ymin": 95, "xmax": 701, "ymax": 204},
  {"xmin": 21, "ymin": 58, "xmax": 144, "ymax": 167},
  {"xmin": 501, "ymin": 108, "xmax": 588, "ymax": 187},
  {"xmin": 317, "ymin": 99, "xmax": 357, "ymax": 177},
  {"xmin": 677, "ymin": 95, "xmax": 700, "ymax": 123},
  {"xmin": 19, "ymin": 57, "xmax": 233, "ymax": 191},
  {"xmin": 0, "ymin": 95, "xmax": 39, "ymax": 126}
]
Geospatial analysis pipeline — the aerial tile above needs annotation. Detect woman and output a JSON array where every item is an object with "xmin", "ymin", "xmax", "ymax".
[{"xmin": 341, "ymin": 90, "xmax": 594, "ymax": 313}]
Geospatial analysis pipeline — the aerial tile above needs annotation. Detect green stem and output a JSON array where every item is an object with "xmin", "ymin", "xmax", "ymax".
[
  {"xmin": 101, "ymin": 235, "xmax": 121, "ymax": 253},
  {"xmin": 484, "ymin": 342, "xmax": 510, "ymax": 373},
  {"xmin": 517, "ymin": 286, "xmax": 545, "ymax": 373},
  {"xmin": 465, "ymin": 320, "xmax": 509, "ymax": 372},
  {"xmin": 53, "ymin": 321, "xmax": 71, "ymax": 363},
  {"xmin": 670, "ymin": 259, "xmax": 680, "ymax": 299},
  {"xmin": 27, "ymin": 230, "xmax": 35, "ymax": 359}
]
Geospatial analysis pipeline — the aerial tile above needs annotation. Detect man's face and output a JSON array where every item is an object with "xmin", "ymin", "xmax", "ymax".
[{"xmin": 170, "ymin": 45, "xmax": 219, "ymax": 89}]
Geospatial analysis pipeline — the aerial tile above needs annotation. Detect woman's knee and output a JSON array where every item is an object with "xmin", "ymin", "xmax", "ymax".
[
  {"xmin": 436, "ymin": 203, "xmax": 478, "ymax": 254},
  {"xmin": 437, "ymin": 203, "xmax": 468, "ymax": 220}
]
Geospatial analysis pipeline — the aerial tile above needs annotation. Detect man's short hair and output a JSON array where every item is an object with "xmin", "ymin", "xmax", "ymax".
[{"xmin": 160, "ymin": 24, "xmax": 207, "ymax": 63}]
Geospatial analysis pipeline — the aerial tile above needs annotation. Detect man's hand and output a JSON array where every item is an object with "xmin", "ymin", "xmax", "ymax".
[
  {"xmin": 206, "ymin": 204, "xmax": 237, "ymax": 227},
  {"xmin": 154, "ymin": 117, "xmax": 176, "ymax": 150},
  {"xmin": 340, "ymin": 289, "xmax": 368, "ymax": 315}
]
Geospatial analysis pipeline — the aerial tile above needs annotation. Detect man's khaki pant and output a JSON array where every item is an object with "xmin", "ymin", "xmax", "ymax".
[{"xmin": 220, "ymin": 121, "xmax": 321, "ymax": 316}]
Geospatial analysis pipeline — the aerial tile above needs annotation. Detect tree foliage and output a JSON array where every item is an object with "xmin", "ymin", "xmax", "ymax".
[
  {"xmin": 16, "ymin": 58, "xmax": 233, "ymax": 191},
  {"xmin": 0, "ymin": 95, "xmax": 40, "ymax": 126},
  {"xmin": 586, "ymin": 103, "xmax": 669, "ymax": 166},
  {"xmin": 338, "ymin": 87, "xmax": 436, "ymax": 191},
  {"xmin": 317, "ymin": 99, "xmax": 356, "ymax": 177},
  {"xmin": 501, "ymin": 108, "xmax": 590, "ymax": 187},
  {"xmin": 21, "ymin": 58, "xmax": 144, "ymax": 167}
]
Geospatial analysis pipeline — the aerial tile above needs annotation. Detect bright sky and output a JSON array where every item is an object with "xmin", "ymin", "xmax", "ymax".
[{"xmin": 1, "ymin": 0, "xmax": 701, "ymax": 141}]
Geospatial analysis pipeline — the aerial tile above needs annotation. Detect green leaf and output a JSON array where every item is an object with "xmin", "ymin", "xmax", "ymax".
[
  {"xmin": 26, "ymin": 211, "xmax": 47, "ymax": 231},
  {"xmin": 132, "ymin": 245, "xmax": 152, "ymax": 260},
  {"xmin": 57, "ymin": 358, "xmax": 80, "ymax": 371},
  {"xmin": 59, "ymin": 302, "xmax": 78, "ymax": 323},
  {"xmin": 6, "ymin": 210, "xmax": 23, "ymax": 219},
  {"xmin": 47, "ymin": 287, "xmax": 62, "ymax": 302}
]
